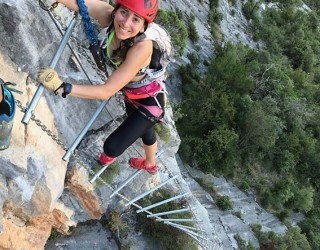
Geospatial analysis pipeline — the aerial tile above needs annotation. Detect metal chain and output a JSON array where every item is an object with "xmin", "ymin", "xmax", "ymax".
[{"xmin": 160, "ymin": 159, "xmax": 211, "ymax": 249}]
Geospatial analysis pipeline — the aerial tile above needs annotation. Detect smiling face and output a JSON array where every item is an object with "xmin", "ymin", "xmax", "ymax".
[{"xmin": 113, "ymin": 6, "xmax": 146, "ymax": 41}]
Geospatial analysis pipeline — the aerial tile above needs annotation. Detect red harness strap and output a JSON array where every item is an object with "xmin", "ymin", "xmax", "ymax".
[
  {"xmin": 124, "ymin": 81, "xmax": 162, "ymax": 100},
  {"xmin": 124, "ymin": 81, "xmax": 165, "ymax": 122}
]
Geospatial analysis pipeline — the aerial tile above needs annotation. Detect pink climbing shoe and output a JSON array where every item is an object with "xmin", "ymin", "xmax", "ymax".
[
  {"xmin": 129, "ymin": 157, "xmax": 158, "ymax": 174},
  {"xmin": 98, "ymin": 152, "xmax": 116, "ymax": 166}
]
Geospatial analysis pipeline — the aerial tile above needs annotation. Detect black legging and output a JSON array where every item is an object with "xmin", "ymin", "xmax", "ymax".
[{"xmin": 103, "ymin": 94, "xmax": 164, "ymax": 158}]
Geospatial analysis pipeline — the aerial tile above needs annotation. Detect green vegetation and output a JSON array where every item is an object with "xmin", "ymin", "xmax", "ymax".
[
  {"xmin": 136, "ymin": 189, "xmax": 198, "ymax": 250},
  {"xmin": 207, "ymin": 0, "xmax": 224, "ymax": 44},
  {"xmin": 233, "ymin": 211, "xmax": 243, "ymax": 220},
  {"xmin": 187, "ymin": 52, "xmax": 201, "ymax": 65},
  {"xmin": 93, "ymin": 162, "xmax": 119, "ymax": 186},
  {"xmin": 195, "ymin": 173, "xmax": 216, "ymax": 196},
  {"xmin": 187, "ymin": 14, "xmax": 199, "ymax": 43},
  {"xmin": 251, "ymin": 224, "xmax": 312, "ymax": 249},
  {"xmin": 48, "ymin": 228, "xmax": 61, "ymax": 240},
  {"xmin": 242, "ymin": 0, "xmax": 261, "ymax": 22},
  {"xmin": 216, "ymin": 195, "xmax": 233, "ymax": 210},
  {"xmin": 155, "ymin": 9, "xmax": 188, "ymax": 56},
  {"xmin": 48, "ymin": 226, "xmax": 75, "ymax": 241},
  {"xmin": 108, "ymin": 209, "xmax": 129, "ymax": 239},
  {"xmin": 234, "ymin": 234, "xmax": 247, "ymax": 250},
  {"xmin": 154, "ymin": 122, "xmax": 171, "ymax": 143},
  {"xmin": 176, "ymin": 1, "xmax": 320, "ymax": 248},
  {"xmin": 229, "ymin": 0, "xmax": 237, "ymax": 7}
]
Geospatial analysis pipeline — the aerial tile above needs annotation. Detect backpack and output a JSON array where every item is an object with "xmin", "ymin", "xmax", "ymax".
[
  {"xmin": 124, "ymin": 22, "xmax": 175, "ymax": 90},
  {"xmin": 138, "ymin": 22, "xmax": 175, "ymax": 75}
]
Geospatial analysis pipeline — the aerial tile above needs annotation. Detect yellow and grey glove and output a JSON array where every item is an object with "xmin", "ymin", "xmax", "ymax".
[{"xmin": 37, "ymin": 67, "xmax": 63, "ymax": 92}]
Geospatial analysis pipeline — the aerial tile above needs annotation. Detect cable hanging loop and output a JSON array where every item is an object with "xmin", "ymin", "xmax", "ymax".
[{"xmin": 77, "ymin": 0, "xmax": 99, "ymax": 46}]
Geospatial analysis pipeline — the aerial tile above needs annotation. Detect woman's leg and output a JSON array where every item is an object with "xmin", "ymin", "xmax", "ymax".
[
  {"xmin": 143, "ymin": 141, "xmax": 157, "ymax": 167},
  {"xmin": 103, "ymin": 108, "xmax": 156, "ymax": 158},
  {"xmin": 102, "ymin": 92, "xmax": 164, "ymax": 168}
]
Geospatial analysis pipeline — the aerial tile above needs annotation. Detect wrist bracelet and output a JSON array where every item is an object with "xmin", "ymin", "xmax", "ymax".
[
  {"xmin": 53, "ymin": 82, "xmax": 72, "ymax": 98},
  {"xmin": 61, "ymin": 82, "xmax": 72, "ymax": 98}
]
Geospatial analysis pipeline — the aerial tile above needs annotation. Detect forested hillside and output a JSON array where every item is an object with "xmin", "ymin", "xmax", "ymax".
[{"xmin": 176, "ymin": 0, "xmax": 320, "ymax": 248}]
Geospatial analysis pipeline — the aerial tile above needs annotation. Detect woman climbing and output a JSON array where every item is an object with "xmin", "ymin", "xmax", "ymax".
[
  {"xmin": 37, "ymin": 0, "xmax": 170, "ymax": 174},
  {"xmin": 0, "ymin": 79, "xmax": 18, "ymax": 150}
]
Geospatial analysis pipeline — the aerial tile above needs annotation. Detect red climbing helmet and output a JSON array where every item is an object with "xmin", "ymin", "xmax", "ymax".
[{"xmin": 115, "ymin": 0, "xmax": 159, "ymax": 23}]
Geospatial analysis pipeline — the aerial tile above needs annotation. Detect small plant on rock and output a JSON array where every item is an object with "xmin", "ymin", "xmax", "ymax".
[{"xmin": 216, "ymin": 195, "xmax": 233, "ymax": 210}]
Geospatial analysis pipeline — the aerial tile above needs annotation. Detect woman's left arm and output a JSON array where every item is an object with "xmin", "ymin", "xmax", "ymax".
[{"xmin": 69, "ymin": 40, "xmax": 153, "ymax": 100}]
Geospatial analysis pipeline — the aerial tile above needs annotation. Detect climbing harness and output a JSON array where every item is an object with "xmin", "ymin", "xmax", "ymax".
[
  {"xmin": 124, "ymin": 81, "xmax": 163, "ymax": 100},
  {"xmin": 105, "ymin": 30, "xmax": 122, "ymax": 67}
]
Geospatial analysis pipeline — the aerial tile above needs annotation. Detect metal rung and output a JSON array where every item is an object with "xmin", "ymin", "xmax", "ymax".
[
  {"xmin": 125, "ymin": 174, "xmax": 179, "ymax": 206},
  {"xmin": 182, "ymin": 232, "xmax": 205, "ymax": 248},
  {"xmin": 147, "ymin": 207, "xmax": 196, "ymax": 218},
  {"xmin": 22, "ymin": 16, "xmax": 77, "ymax": 125},
  {"xmin": 164, "ymin": 221, "xmax": 205, "ymax": 232},
  {"xmin": 110, "ymin": 150, "xmax": 164, "ymax": 198},
  {"xmin": 137, "ymin": 192, "xmax": 190, "ymax": 213},
  {"xmin": 184, "ymin": 231, "xmax": 208, "ymax": 242},
  {"xmin": 170, "ymin": 225, "xmax": 201, "ymax": 238},
  {"xmin": 110, "ymin": 169, "xmax": 142, "ymax": 197},
  {"xmin": 169, "ymin": 224, "xmax": 208, "ymax": 241},
  {"xmin": 156, "ymin": 218, "xmax": 201, "ymax": 222},
  {"xmin": 63, "ymin": 99, "xmax": 109, "ymax": 161},
  {"xmin": 89, "ymin": 164, "xmax": 108, "ymax": 183}
]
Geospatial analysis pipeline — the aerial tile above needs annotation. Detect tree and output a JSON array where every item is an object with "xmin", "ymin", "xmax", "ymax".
[
  {"xmin": 187, "ymin": 14, "xmax": 199, "ymax": 43},
  {"xmin": 242, "ymin": 0, "xmax": 262, "ymax": 22},
  {"xmin": 155, "ymin": 10, "xmax": 187, "ymax": 56},
  {"xmin": 309, "ymin": 232, "xmax": 320, "ymax": 250},
  {"xmin": 275, "ymin": 227, "xmax": 311, "ymax": 250},
  {"xmin": 290, "ymin": 186, "xmax": 314, "ymax": 213},
  {"xmin": 274, "ymin": 149, "xmax": 296, "ymax": 173},
  {"xmin": 239, "ymin": 101, "xmax": 284, "ymax": 152}
]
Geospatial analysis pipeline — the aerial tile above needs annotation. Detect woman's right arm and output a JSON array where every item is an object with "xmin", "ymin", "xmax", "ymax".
[{"xmin": 57, "ymin": 0, "xmax": 114, "ymax": 27}]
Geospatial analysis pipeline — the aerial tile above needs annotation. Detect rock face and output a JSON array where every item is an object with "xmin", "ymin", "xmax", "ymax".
[
  {"xmin": 0, "ymin": 53, "xmax": 68, "ymax": 249},
  {"xmin": 177, "ymin": 156, "xmax": 287, "ymax": 249},
  {"xmin": 0, "ymin": 0, "xmax": 290, "ymax": 250}
]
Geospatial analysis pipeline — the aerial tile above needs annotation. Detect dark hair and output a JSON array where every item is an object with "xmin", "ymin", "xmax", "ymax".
[{"xmin": 111, "ymin": 5, "xmax": 120, "ymax": 20}]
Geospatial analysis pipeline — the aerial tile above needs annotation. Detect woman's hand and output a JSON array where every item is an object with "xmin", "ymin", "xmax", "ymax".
[{"xmin": 37, "ymin": 67, "xmax": 63, "ymax": 92}]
